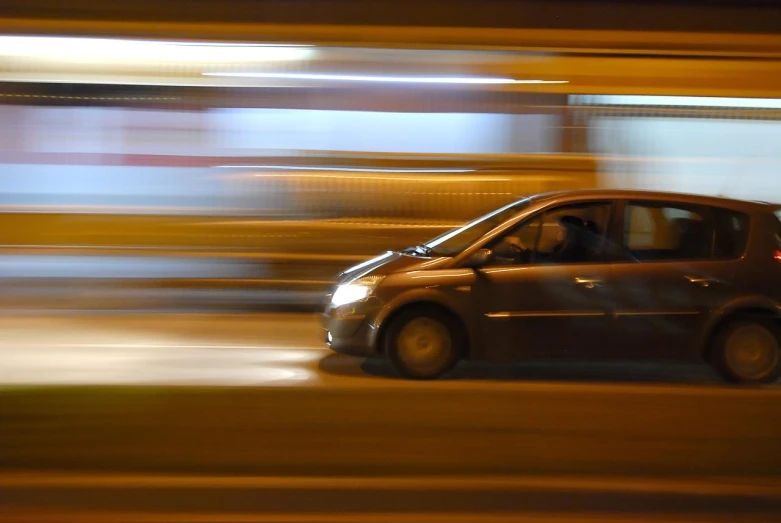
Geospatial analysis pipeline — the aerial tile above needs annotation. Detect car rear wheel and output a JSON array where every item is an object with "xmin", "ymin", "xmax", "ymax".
[
  {"xmin": 711, "ymin": 320, "xmax": 781, "ymax": 384},
  {"xmin": 384, "ymin": 308, "xmax": 462, "ymax": 379}
]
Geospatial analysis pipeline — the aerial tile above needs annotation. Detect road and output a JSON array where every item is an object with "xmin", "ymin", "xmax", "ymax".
[
  {"xmin": 2, "ymin": 312, "xmax": 781, "ymax": 521},
  {"xmin": 0, "ymin": 313, "xmax": 325, "ymax": 386},
  {"xmin": 0, "ymin": 311, "xmax": 748, "ymax": 386}
]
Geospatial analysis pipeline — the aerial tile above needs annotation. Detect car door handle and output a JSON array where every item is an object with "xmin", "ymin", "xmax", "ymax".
[
  {"xmin": 574, "ymin": 277, "xmax": 603, "ymax": 289},
  {"xmin": 685, "ymin": 276, "xmax": 713, "ymax": 288}
]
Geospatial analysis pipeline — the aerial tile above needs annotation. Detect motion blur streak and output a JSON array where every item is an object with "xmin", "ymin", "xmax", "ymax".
[
  {"xmin": 3, "ymin": 315, "xmax": 781, "ymax": 519},
  {"xmin": 202, "ymin": 72, "xmax": 568, "ymax": 85},
  {"xmin": 2, "ymin": 0, "xmax": 781, "ymax": 520},
  {"xmin": 0, "ymin": 36, "xmax": 315, "ymax": 62}
]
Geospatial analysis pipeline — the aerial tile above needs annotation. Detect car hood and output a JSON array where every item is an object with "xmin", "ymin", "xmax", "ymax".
[{"xmin": 336, "ymin": 251, "xmax": 450, "ymax": 282}]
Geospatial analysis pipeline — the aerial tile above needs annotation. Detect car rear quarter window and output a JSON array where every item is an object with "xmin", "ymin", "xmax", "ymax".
[
  {"xmin": 775, "ymin": 210, "xmax": 781, "ymax": 248},
  {"xmin": 711, "ymin": 207, "xmax": 749, "ymax": 260}
]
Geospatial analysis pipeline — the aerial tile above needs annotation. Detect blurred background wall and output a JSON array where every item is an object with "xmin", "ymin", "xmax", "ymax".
[{"xmin": 0, "ymin": 0, "xmax": 779, "ymax": 310}]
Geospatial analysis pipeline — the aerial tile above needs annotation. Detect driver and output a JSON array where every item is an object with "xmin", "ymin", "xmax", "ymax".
[{"xmin": 553, "ymin": 215, "xmax": 588, "ymax": 263}]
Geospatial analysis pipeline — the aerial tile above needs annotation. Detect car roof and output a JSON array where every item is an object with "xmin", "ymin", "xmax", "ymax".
[{"xmin": 526, "ymin": 189, "xmax": 776, "ymax": 213}]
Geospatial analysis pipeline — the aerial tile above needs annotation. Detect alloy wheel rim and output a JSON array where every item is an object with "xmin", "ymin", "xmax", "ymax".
[
  {"xmin": 724, "ymin": 324, "xmax": 779, "ymax": 380},
  {"xmin": 396, "ymin": 317, "xmax": 452, "ymax": 374}
]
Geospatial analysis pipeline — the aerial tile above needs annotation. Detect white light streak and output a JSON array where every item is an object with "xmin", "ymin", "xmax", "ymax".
[
  {"xmin": 217, "ymin": 165, "xmax": 476, "ymax": 173},
  {"xmin": 203, "ymin": 72, "xmax": 568, "ymax": 85},
  {"xmin": 572, "ymin": 95, "xmax": 781, "ymax": 109},
  {"xmin": 0, "ymin": 36, "xmax": 313, "ymax": 63}
]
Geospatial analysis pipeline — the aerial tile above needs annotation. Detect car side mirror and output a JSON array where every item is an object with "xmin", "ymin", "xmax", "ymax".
[{"xmin": 466, "ymin": 248, "xmax": 493, "ymax": 268}]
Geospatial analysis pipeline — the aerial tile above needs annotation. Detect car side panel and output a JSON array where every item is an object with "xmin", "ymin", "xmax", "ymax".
[{"xmin": 371, "ymin": 269, "xmax": 481, "ymax": 357}]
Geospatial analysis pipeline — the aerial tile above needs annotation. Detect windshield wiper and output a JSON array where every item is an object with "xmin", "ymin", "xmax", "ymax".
[{"xmin": 403, "ymin": 244, "xmax": 432, "ymax": 256}]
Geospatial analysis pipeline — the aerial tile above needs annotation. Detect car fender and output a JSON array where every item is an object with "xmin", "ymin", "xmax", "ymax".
[
  {"xmin": 697, "ymin": 295, "xmax": 781, "ymax": 356},
  {"xmin": 370, "ymin": 280, "xmax": 479, "ymax": 357}
]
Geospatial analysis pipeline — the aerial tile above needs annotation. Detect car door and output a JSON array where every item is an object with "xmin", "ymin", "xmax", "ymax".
[
  {"xmin": 608, "ymin": 200, "xmax": 746, "ymax": 360},
  {"xmin": 472, "ymin": 200, "xmax": 616, "ymax": 362}
]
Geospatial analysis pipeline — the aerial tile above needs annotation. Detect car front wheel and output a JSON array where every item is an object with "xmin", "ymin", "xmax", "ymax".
[
  {"xmin": 711, "ymin": 319, "xmax": 781, "ymax": 384},
  {"xmin": 384, "ymin": 308, "xmax": 463, "ymax": 379}
]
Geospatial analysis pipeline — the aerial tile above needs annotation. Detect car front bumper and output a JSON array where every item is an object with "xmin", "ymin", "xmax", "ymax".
[{"xmin": 321, "ymin": 300, "xmax": 382, "ymax": 357}]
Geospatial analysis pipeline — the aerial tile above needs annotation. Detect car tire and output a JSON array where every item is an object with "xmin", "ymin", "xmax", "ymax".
[
  {"xmin": 710, "ymin": 319, "xmax": 781, "ymax": 384},
  {"xmin": 384, "ymin": 307, "xmax": 463, "ymax": 379}
]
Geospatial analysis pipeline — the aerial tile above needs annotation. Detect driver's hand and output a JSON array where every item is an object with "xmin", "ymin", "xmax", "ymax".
[{"xmin": 505, "ymin": 237, "xmax": 527, "ymax": 253}]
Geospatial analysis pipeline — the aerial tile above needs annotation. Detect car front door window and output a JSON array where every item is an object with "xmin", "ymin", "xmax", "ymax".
[{"xmin": 487, "ymin": 203, "xmax": 612, "ymax": 267}]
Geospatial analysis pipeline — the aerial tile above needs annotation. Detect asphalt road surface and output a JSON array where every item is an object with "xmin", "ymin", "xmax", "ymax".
[
  {"xmin": 2, "ymin": 312, "xmax": 781, "ymax": 521},
  {"xmin": 0, "ymin": 311, "xmax": 762, "ymax": 386}
]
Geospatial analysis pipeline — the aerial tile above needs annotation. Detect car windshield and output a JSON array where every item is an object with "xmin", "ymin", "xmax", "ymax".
[{"xmin": 425, "ymin": 198, "xmax": 531, "ymax": 256}]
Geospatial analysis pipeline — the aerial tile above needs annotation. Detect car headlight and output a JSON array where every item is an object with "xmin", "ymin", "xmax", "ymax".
[{"xmin": 331, "ymin": 275, "xmax": 384, "ymax": 307}]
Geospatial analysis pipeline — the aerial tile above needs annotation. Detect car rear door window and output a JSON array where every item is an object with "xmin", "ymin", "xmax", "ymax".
[{"xmin": 624, "ymin": 203, "xmax": 713, "ymax": 261}]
